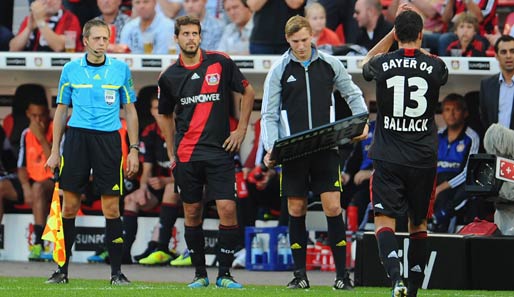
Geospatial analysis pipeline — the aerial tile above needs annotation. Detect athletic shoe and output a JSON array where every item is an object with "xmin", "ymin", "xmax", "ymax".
[
  {"xmin": 392, "ymin": 280, "xmax": 408, "ymax": 297},
  {"xmin": 134, "ymin": 241, "xmax": 158, "ymax": 262},
  {"xmin": 138, "ymin": 250, "xmax": 172, "ymax": 265},
  {"xmin": 87, "ymin": 250, "xmax": 109, "ymax": 263},
  {"xmin": 28, "ymin": 244, "xmax": 43, "ymax": 261},
  {"xmin": 232, "ymin": 248, "xmax": 246, "ymax": 269},
  {"xmin": 216, "ymin": 276, "xmax": 243, "ymax": 288},
  {"xmin": 110, "ymin": 272, "xmax": 131, "ymax": 285},
  {"xmin": 286, "ymin": 271, "xmax": 310, "ymax": 289},
  {"xmin": 187, "ymin": 276, "xmax": 209, "ymax": 288},
  {"xmin": 333, "ymin": 274, "xmax": 354, "ymax": 290},
  {"xmin": 170, "ymin": 249, "xmax": 192, "ymax": 266},
  {"xmin": 40, "ymin": 251, "xmax": 54, "ymax": 262},
  {"xmin": 45, "ymin": 269, "xmax": 68, "ymax": 284}
]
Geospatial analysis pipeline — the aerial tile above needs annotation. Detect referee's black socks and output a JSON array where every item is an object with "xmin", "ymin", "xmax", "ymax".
[
  {"xmin": 106, "ymin": 217, "xmax": 123, "ymax": 276},
  {"xmin": 326, "ymin": 214, "xmax": 347, "ymax": 278},
  {"xmin": 289, "ymin": 215, "xmax": 307, "ymax": 272},
  {"xmin": 376, "ymin": 227, "xmax": 402, "ymax": 283},
  {"xmin": 60, "ymin": 217, "xmax": 76, "ymax": 274}
]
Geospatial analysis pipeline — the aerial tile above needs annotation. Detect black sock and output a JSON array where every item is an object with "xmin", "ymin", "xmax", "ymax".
[
  {"xmin": 184, "ymin": 224, "xmax": 206, "ymax": 277},
  {"xmin": 289, "ymin": 215, "xmax": 307, "ymax": 272},
  {"xmin": 376, "ymin": 227, "xmax": 401, "ymax": 283},
  {"xmin": 157, "ymin": 203, "xmax": 179, "ymax": 252},
  {"xmin": 106, "ymin": 217, "xmax": 124, "ymax": 276},
  {"xmin": 408, "ymin": 231, "xmax": 427, "ymax": 295},
  {"xmin": 34, "ymin": 224, "xmax": 44, "ymax": 245},
  {"xmin": 60, "ymin": 218, "xmax": 76, "ymax": 274},
  {"xmin": 122, "ymin": 211, "xmax": 138, "ymax": 261},
  {"xmin": 217, "ymin": 224, "xmax": 239, "ymax": 278},
  {"xmin": 326, "ymin": 214, "xmax": 347, "ymax": 278}
]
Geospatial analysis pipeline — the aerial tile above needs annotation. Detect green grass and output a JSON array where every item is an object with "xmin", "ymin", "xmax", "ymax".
[{"xmin": 0, "ymin": 277, "xmax": 512, "ymax": 297}]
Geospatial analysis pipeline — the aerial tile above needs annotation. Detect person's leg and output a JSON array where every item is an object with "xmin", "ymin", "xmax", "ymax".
[
  {"xmin": 321, "ymin": 191, "xmax": 352, "ymax": 289},
  {"xmin": 102, "ymin": 195, "xmax": 124, "ymax": 277},
  {"xmin": 0, "ymin": 178, "xmax": 19, "ymax": 225},
  {"xmin": 122, "ymin": 190, "xmax": 141, "ymax": 261},
  {"xmin": 375, "ymin": 215, "xmax": 402, "ymax": 284},
  {"xmin": 287, "ymin": 196, "xmax": 310, "ymax": 288},
  {"xmin": 31, "ymin": 180, "xmax": 54, "ymax": 246},
  {"xmin": 183, "ymin": 202, "xmax": 207, "ymax": 279},
  {"xmin": 407, "ymin": 220, "xmax": 428, "ymax": 297},
  {"xmin": 157, "ymin": 186, "xmax": 180, "ymax": 253},
  {"xmin": 215, "ymin": 199, "xmax": 239, "ymax": 279}
]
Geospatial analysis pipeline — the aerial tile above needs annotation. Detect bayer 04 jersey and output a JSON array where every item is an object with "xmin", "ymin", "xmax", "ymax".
[
  {"xmin": 363, "ymin": 48, "xmax": 448, "ymax": 168},
  {"xmin": 158, "ymin": 50, "xmax": 249, "ymax": 162}
]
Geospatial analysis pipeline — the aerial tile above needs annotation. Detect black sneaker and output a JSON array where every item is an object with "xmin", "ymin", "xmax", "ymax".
[
  {"xmin": 133, "ymin": 241, "xmax": 158, "ymax": 262},
  {"xmin": 392, "ymin": 280, "xmax": 408, "ymax": 297},
  {"xmin": 333, "ymin": 273, "xmax": 354, "ymax": 290},
  {"xmin": 110, "ymin": 272, "xmax": 131, "ymax": 285},
  {"xmin": 45, "ymin": 269, "xmax": 68, "ymax": 284},
  {"xmin": 286, "ymin": 271, "xmax": 310, "ymax": 289}
]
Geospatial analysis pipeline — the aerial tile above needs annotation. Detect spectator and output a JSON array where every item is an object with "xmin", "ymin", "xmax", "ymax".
[
  {"xmin": 431, "ymin": 94, "xmax": 480, "ymax": 233},
  {"xmin": 217, "ymin": 0, "xmax": 253, "ymax": 55},
  {"xmin": 445, "ymin": 12, "xmax": 487, "ymax": 57},
  {"xmin": 156, "ymin": 0, "xmax": 183, "ymax": 19},
  {"xmin": 248, "ymin": 0, "xmax": 306, "ymax": 54},
  {"xmin": 63, "ymin": 0, "xmax": 101, "ymax": 28},
  {"xmin": 480, "ymin": 35, "xmax": 514, "ymax": 131},
  {"xmin": 318, "ymin": 0, "xmax": 358, "ymax": 44},
  {"xmin": 18, "ymin": 96, "xmax": 55, "ymax": 261},
  {"xmin": 183, "ymin": 0, "xmax": 224, "ymax": 50},
  {"xmin": 353, "ymin": 0, "xmax": 394, "ymax": 51},
  {"xmin": 438, "ymin": 0, "xmax": 496, "ymax": 56},
  {"xmin": 9, "ymin": 0, "xmax": 82, "ymax": 52},
  {"xmin": 120, "ymin": 0, "xmax": 174, "ymax": 54},
  {"xmin": 386, "ymin": 0, "xmax": 446, "ymax": 55},
  {"xmin": 0, "ymin": 126, "xmax": 21, "ymax": 226},
  {"xmin": 0, "ymin": 25, "xmax": 13, "ymax": 51},
  {"xmin": 95, "ymin": 0, "xmax": 131, "ymax": 53},
  {"xmin": 305, "ymin": 2, "xmax": 342, "ymax": 49}
]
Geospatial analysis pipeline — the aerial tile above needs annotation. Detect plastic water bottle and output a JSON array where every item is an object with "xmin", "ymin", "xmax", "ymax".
[
  {"xmin": 251, "ymin": 235, "xmax": 263, "ymax": 265},
  {"xmin": 277, "ymin": 234, "xmax": 291, "ymax": 265}
]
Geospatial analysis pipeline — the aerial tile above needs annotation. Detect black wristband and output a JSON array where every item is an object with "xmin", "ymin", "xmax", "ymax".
[{"xmin": 129, "ymin": 144, "xmax": 140, "ymax": 152}]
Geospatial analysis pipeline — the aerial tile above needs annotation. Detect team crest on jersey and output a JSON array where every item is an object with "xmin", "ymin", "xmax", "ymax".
[
  {"xmin": 206, "ymin": 73, "xmax": 220, "ymax": 86},
  {"xmin": 456, "ymin": 142, "xmax": 465, "ymax": 153}
]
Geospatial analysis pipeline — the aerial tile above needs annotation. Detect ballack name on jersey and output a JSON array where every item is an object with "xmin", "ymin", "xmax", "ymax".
[
  {"xmin": 382, "ymin": 58, "xmax": 433, "ymax": 74},
  {"xmin": 383, "ymin": 116, "xmax": 428, "ymax": 132},
  {"xmin": 180, "ymin": 93, "xmax": 220, "ymax": 105}
]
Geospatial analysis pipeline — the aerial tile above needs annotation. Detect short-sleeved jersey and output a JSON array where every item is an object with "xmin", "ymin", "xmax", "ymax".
[
  {"xmin": 363, "ymin": 48, "xmax": 448, "ymax": 168},
  {"xmin": 56, "ymin": 54, "xmax": 137, "ymax": 132},
  {"xmin": 158, "ymin": 50, "xmax": 249, "ymax": 162},
  {"xmin": 139, "ymin": 122, "xmax": 171, "ymax": 177}
]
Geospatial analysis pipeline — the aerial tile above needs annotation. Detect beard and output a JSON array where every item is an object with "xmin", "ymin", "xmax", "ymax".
[{"xmin": 180, "ymin": 43, "xmax": 200, "ymax": 57}]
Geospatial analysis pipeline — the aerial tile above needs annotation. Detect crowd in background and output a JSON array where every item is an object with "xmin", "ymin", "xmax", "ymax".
[{"xmin": 0, "ymin": 0, "xmax": 511, "ymax": 267}]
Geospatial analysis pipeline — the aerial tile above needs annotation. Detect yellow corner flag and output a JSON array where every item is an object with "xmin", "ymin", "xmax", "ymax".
[{"xmin": 42, "ymin": 180, "xmax": 66, "ymax": 266}]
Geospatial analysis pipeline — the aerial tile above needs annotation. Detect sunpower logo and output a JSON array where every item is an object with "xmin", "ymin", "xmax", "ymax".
[{"xmin": 398, "ymin": 238, "xmax": 437, "ymax": 289}]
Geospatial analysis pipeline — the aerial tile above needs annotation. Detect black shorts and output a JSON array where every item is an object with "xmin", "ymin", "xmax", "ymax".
[
  {"xmin": 371, "ymin": 160, "xmax": 436, "ymax": 226},
  {"xmin": 172, "ymin": 156, "xmax": 235, "ymax": 203},
  {"xmin": 282, "ymin": 149, "xmax": 341, "ymax": 197},
  {"xmin": 60, "ymin": 127, "xmax": 123, "ymax": 196}
]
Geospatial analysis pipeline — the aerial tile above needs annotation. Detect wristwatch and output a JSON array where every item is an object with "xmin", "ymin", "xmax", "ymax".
[{"xmin": 129, "ymin": 144, "xmax": 140, "ymax": 152}]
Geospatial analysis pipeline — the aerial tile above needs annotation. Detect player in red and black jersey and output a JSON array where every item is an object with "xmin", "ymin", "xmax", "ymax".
[
  {"xmin": 362, "ymin": 5, "xmax": 448, "ymax": 297},
  {"xmin": 158, "ymin": 15, "xmax": 255, "ymax": 288}
]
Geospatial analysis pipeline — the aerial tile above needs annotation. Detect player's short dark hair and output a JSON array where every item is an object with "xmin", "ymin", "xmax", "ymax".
[
  {"xmin": 494, "ymin": 34, "xmax": 514, "ymax": 54},
  {"xmin": 442, "ymin": 93, "xmax": 467, "ymax": 112},
  {"xmin": 394, "ymin": 10, "xmax": 423, "ymax": 43},
  {"xmin": 83, "ymin": 19, "xmax": 109, "ymax": 38},
  {"xmin": 175, "ymin": 15, "xmax": 202, "ymax": 37}
]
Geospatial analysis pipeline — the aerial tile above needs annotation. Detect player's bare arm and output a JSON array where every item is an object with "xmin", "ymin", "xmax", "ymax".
[{"xmin": 223, "ymin": 83, "xmax": 255, "ymax": 152}]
